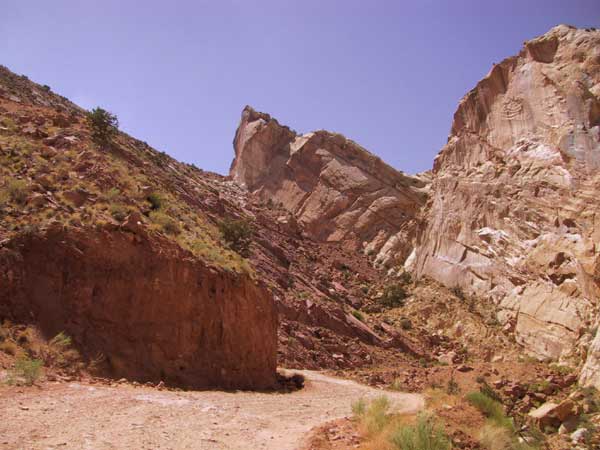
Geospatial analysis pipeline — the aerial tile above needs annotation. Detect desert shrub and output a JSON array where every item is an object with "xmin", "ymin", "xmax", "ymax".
[
  {"xmin": 4, "ymin": 179, "xmax": 29, "ymax": 204},
  {"xmin": 9, "ymin": 356, "xmax": 43, "ymax": 386},
  {"xmin": 480, "ymin": 380, "xmax": 503, "ymax": 403},
  {"xmin": 105, "ymin": 187, "xmax": 120, "ymax": 201},
  {"xmin": 466, "ymin": 391, "xmax": 513, "ymax": 431},
  {"xmin": 146, "ymin": 192, "xmax": 164, "ymax": 211},
  {"xmin": 380, "ymin": 284, "xmax": 407, "ymax": 308},
  {"xmin": 86, "ymin": 107, "xmax": 119, "ymax": 148},
  {"xmin": 351, "ymin": 310, "xmax": 365, "ymax": 322},
  {"xmin": 446, "ymin": 376, "xmax": 460, "ymax": 395},
  {"xmin": 400, "ymin": 318, "xmax": 412, "ymax": 330},
  {"xmin": 109, "ymin": 203, "xmax": 128, "ymax": 221},
  {"xmin": 218, "ymin": 218, "xmax": 253, "ymax": 256},
  {"xmin": 398, "ymin": 271, "xmax": 412, "ymax": 285},
  {"xmin": 390, "ymin": 378, "xmax": 403, "ymax": 391},
  {"xmin": 451, "ymin": 285, "xmax": 465, "ymax": 300},
  {"xmin": 150, "ymin": 211, "xmax": 180, "ymax": 235},
  {"xmin": 0, "ymin": 340, "xmax": 18, "ymax": 356},
  {"xmin": 389, "ymin": 413, "xmax": 451, "ymax": 450},
  {"xmin": 352, "ymin": 396, "xmax": 391, "ymax": 436}
]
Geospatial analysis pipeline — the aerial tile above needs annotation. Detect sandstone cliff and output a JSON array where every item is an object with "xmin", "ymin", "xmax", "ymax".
[
  {"xmin": 230, "ymin": 107, "xmax": 429, "ymax": 268},
  {"xmin": 412, "ymin": 25, "xmax": 600, "ymax": 368}
]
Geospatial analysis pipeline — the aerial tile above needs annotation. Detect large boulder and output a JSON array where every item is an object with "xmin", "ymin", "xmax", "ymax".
[{"xmin": 0, "ymin": 224, "xmax": 278, "ymax": 390}]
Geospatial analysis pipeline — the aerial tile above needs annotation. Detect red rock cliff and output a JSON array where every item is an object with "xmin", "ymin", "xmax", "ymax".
[{"xmin": 0, "ymin": 223, "xmax": 278, "ymax": 390}]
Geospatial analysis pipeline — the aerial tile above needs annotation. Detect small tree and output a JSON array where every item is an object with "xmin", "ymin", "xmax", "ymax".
[
  {"xmin": 218, "ymin": 218, "xmax": 253, "ymax": 256},
  {"xmin": 87, "ymin": 107, "xmax": 119, "ymax": 148}
]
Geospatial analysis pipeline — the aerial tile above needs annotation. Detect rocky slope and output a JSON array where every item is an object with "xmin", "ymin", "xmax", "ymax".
[
  {"xmin": 412, "ymin": 25, "xmax": 600, "ymax": 374},
  {"xmin": 0, "ymin": 64, "xmax": 428, "ymax": 382},
  {"xmin": 231, "ymin": 106, "xmax": 429, "ymax": 268}
]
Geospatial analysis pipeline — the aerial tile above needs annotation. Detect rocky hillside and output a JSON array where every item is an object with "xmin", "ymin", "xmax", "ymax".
[{"xmin": 0, "ymin": 64, "xmax": 438, "ymax": 383}]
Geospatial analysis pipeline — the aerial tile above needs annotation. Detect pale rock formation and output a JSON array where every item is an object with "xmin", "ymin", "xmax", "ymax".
[
  {"xmin": 413, "ymin": 25, "xmax": 600, "ymax": 366},
  {"xmin": 231, "ymin": 106, "xmax": 429, "ymax": 267}
]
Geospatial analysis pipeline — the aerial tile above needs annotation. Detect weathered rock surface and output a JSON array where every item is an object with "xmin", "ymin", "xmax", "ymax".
[
  {"xmin": 413, "ymin": 25, "xmax": 600, "ymax": 363},
  {"xmin": 0, "ymin": 224, "xmax": 278, "ymax": 390},
  {"xmin": 231, "ymin": 106, "xmax": 429, "ymax": 268}
]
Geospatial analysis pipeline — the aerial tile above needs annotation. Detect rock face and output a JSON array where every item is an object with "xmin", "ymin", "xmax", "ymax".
[
  {"xmin": 0, "ymin": 224, "xmax": 278, "ymax": 390},
  {"xmin": 231, "ymin": 107, "xmax": 429, "ymax": 267},
  {"xmin": 413, "ymin": 25, "xmax": 600, "ymax": 362}
]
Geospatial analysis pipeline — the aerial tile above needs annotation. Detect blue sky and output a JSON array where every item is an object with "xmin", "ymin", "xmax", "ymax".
[{"xmin": 1, "ymin": 1, "xmax": 599, "ymax": 174}]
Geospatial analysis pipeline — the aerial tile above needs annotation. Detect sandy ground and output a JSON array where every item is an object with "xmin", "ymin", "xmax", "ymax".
[{"xmin": 0, "ymin": 370, "xmax": 424, "ymax": 450}]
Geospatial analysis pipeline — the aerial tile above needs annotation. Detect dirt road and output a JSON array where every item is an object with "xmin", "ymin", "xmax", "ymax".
[{"xmin": 0, "ymin": 370, "xmax": 424, "ymax": 450}]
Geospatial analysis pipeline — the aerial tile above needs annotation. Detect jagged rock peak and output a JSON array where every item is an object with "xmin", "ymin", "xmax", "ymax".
[{"xmin": 230, "ymin": 106, "xmax": 429, "ymax": 268}]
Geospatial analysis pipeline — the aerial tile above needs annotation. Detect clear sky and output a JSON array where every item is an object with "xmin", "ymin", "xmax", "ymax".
[{"xmin": 1, "ymin": 1, "xmax": 599, "ymax": 175}]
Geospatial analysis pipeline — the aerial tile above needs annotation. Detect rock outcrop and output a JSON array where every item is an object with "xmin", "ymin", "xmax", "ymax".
[
  {"xmin": 0, "ymin": 223, "xmax": 278, "ymax": 390},
  {"xmin": 231, "ymin": 107, "xmax": 429, "ymax": 267},
  {"xmin": 412, "ymin": 25, "xmax": 600, "ymax": 363}
]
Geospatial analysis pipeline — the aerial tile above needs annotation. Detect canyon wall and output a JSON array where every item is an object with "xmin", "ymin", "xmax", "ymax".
[
  {"xmin": 0, "ymin": 222, "xmax": 278, "ymax": 390},
  {"xmin": 412, "ymin": 25, "xmax": 600, "ymax": 364}
]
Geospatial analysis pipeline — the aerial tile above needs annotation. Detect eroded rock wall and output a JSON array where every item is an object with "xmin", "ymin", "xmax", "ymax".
[
  {"xmin": 231, "ymin": 106, "xmax": 429, "ymax": 268},
  {"xmin": 0, "ymin": 224, "xmax": 278, "ymax": 390},
  {"xmin": 413, "ymin": 25, "xmax": 600, "ymax": 364}
]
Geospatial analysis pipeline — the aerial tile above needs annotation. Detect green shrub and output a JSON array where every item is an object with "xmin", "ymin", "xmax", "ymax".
[
  {"xmin": 86, "ymin": 107, "xmax": 119, "ymax": 148},
  {"xmin": 380, "ymin": 284, "xmax": 407, "ymax": 308},
  {"xmin": 146, "ymin": 192, "xmax": 164, "ymax": 211},
  {"xmin": 218, "ymin": 218, "xmax": 253, "ymax": 256},
  {"xmin": 150, "ymin": 211, "xmax": 180, "ymax": 235},
  {"xmin": 389, "ymin": 413, "xmax": 451, "ymax": 450},
  {"xmin": 9, "ymin": 356, "xmax": 43, "ymax": 386}
]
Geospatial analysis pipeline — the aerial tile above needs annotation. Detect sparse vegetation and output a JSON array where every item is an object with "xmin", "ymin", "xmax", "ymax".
[
  {"xmin": 3, "ymin": 178, "xmax": 29, "ymax": 204},
  {"xmin": 451, "ymin": 285, "xmax": 465, "ymax": 300},
  {"xmin": 446, "ymin": 375, "xmax": 460, "ymax": 395},
  {"xmin": 147, "ymin": 192, "xmax": 164, "ymax": 211},
  {"xmin": 8, "ymin": 355, "xmax": 43, "ymax": 386},
  {"xmin": 379, "ymin": 284, "xmax": 407, "ymax": 308},
  {"xmin": 109, "ymin": 203, "xmax": 128, "ymax": 221},
  {"xmin": 87, "ymin": 107, "xmax": 119, "ymax": 148},
  {"xmin": 218, "ymin": 218, "xmax": 253, "ymax": 256},
  {"xmin": 352, "ymin": 396, "xmax": 391, "ymax": 436},
  {"xmin": 389, "ymin": 413, "xmax": 451, "ymax": 450},
  {"xmin": 466, "ymin": 391, "xmax": 512, "ymax": 430},
  {"xmin": 150, "ymin": 211, "xmax": 180, "ymax": 235}
]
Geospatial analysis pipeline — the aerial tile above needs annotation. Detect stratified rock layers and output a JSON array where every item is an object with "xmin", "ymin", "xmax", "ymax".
[
  {"xmin": 413, "ymin": 25, "xmax": 600, "ymax": 364},
  {"xmin": 0, "ymin": 224, "xmax": 278, "ymax": 390},
  {"xmin": 231, "ymin": 107, "xmax": 428, "ymax": 268}
]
